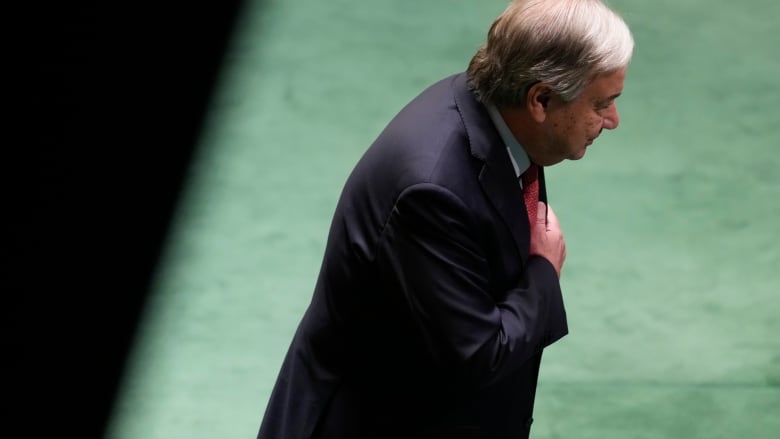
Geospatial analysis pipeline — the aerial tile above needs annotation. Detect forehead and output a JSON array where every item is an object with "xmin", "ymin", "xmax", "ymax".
[{"xmin": 582, "ymin": 68, "xmax": 626, "ymax": 100}]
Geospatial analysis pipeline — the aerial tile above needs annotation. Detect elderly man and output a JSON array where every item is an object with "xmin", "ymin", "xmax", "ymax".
[{"xmin": 257, "ymin": 0, "xmax": 634, "ymax": 437}]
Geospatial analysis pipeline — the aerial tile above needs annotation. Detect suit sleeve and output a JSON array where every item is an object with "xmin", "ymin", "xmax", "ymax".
[{"xmin": 377, "ymin": 182, "xmax": 567, "ymax": 388}]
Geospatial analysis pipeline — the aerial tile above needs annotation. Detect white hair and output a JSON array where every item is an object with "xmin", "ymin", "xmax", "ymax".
[{"xmin": 468, "ymin": 0, "xmax": 634, "ymax": 105}]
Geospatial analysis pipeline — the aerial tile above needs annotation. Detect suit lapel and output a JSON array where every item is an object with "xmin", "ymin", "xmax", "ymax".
[{"xmin": 452, "ymin": 73, "xmax": 535, "ymax": 260}]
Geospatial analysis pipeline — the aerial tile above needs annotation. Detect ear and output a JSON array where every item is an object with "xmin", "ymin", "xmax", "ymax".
[{"xmin": 526, "ymin": 82, "xmax": 552, "ymax": 123}]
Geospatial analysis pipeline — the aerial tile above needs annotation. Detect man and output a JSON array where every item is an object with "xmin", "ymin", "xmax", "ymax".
[{"xmin": 257, "ymin": 0, "xmax": 633, "ymax": 437}]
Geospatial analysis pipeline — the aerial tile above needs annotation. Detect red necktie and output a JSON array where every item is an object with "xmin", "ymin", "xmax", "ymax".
[{"xmin": 521, "ymin": 164, "xmax": 540, "ymax": 226}]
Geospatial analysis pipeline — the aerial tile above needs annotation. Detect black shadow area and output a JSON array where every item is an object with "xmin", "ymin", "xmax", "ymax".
[{"xmin": 8, "ymin": 1, "xmax": 252, "ymax": 437}]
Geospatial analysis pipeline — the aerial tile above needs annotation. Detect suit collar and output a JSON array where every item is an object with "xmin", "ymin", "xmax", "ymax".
[
  {"xmin": 451, "ymin": 73, "xmax": 502, "ymax": 163},
  {"xmin": 452, "ymin": 73, "xmax": 549, "ymax": 259}
]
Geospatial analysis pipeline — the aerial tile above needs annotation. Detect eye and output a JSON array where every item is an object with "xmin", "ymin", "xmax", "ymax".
[
  {"xmin": 595, "ymin": 93, "xmax": 621, "ymax": 112},
  {"xmin": 594, "ymin": 100, "xmax": 616, "ymax": 116}
]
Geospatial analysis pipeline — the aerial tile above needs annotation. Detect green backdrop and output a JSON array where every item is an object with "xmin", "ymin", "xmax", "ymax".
[{"xmin": 105, "ymin": 1, "xmax": 780, "ymax": 437}]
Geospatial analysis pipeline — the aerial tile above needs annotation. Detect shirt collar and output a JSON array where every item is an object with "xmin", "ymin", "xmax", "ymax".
[{"xmin": 485, "ymin": 103, "xmax": 531, "ymax": 178}]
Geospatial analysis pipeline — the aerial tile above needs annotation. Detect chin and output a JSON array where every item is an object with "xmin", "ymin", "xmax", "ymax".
[{"xmin": 570, "ymin": 150, "xmax": 587, "ymax": 160}]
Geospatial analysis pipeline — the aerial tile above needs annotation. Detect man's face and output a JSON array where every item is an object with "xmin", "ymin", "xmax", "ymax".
[{"xmin": 541, "ymin": 68, "xmax": 626, "ymax": 163}]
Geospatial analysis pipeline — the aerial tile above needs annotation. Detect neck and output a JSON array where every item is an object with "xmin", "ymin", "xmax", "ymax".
[{"xmin": 498, "ymin": 106, "xmax": 551, "ymax": 166}]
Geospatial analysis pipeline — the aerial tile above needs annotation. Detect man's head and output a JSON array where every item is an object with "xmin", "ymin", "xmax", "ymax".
[{"xmin": 468, "ymin": 0, "xmax": 634, "ymax": 165}]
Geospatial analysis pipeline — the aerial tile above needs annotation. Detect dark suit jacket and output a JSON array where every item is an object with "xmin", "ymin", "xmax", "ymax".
[{"xmin": 257, "ymin": 73, "xmax": 568, "ymax": 439}]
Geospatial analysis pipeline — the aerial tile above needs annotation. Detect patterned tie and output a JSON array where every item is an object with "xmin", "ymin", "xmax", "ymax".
[{"xmin": 521, "ymin": 163, "xmax": 540, "ymax": 226}]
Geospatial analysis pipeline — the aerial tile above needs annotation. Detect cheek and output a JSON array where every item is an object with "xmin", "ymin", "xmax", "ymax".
[
  {"xmin": 562, "ymin": 110, "xmax": 598, "ymax": 138},
  {"xmin": 581, "ymin": 116, "xmax": 602, "ymax": 135},
  {"xmin": 557, "ymin": 113, "xmax": 579, "ymax": 137},
  {"xmin": 552, "ymin": 110, "xmax": 595, "ymax": 143}
]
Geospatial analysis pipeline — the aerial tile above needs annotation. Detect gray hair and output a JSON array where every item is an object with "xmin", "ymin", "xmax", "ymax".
[{"xmin": 467, "ymin": 0, "xmax": 634, "ymax": 106}]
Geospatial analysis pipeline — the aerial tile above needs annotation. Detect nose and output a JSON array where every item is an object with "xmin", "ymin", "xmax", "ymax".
[{"xmin": 602, "ymin": 103, "xmax": 620, "ymax": 130}]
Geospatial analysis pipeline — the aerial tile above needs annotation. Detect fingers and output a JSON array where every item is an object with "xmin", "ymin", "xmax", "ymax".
[
  {"xmin": 536, "ymin": 201, "xmax": 547, "ymax": 224},
  {"xmin": 536, "ymin": 202, "xmax": 559, "ymax": 228}
]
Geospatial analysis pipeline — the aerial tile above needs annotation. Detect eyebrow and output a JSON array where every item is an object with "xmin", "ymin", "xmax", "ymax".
[{"xmin": 595, "ymin": 93, "xmax": 622, "ymax": 106}]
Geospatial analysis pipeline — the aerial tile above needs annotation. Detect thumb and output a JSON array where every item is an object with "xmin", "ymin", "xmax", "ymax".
[{"xmin": 536, "ymin": 201, "xmax": 547, "ymax": 224}]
